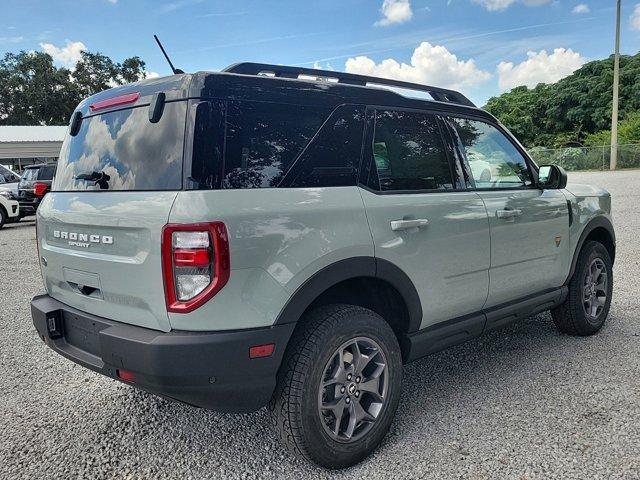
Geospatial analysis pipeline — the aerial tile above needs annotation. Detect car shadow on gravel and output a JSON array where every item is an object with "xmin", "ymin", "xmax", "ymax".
[
  {"xmin": 103, "ymin": 310, "xmax": 611, "ymax": 476},
  {"xmin": 2, "ymin": 219, "xmax": 35, "ymax": 230}
]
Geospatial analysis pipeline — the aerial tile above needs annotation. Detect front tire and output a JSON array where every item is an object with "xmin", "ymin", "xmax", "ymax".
[
  {"xmin": 552, "ymin": 241, "xmax": 613, "ymax": 336},
  {"xmin": 0, "ymin": 207, "xmax": 6, "ymax": 229},
  {"xmin": 270, "ymin": 304, "xmax": 402, "ymax": 469}
]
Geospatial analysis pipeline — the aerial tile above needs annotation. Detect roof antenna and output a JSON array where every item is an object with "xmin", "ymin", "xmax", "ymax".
[{"xmin": 154, "ymin": 35, "xmax": 184, "ymax": 75}]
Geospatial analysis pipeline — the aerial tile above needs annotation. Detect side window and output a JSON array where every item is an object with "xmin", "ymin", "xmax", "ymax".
[
  {"xmin": 447, "ymin": 117, "xmax": 532, "ymax": 189},
  {"xmin": 223, "ymin": 101, "xmax": 329, "ymax": 189},
  {"xmin": 372, "ymin": 110, "xmax": 453, "ymax": 191},
  {"xmin": 284, "ymin": 105, "xmax": 365, "ymax": 188}
]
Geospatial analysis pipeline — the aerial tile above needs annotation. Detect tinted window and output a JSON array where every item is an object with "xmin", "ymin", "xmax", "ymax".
[
  {"xmin": 223, "ymin": 101, "xmax": 329, "ymax": 189},
  {"xmin": 54, "ymin": 102, "xmax": 186, "ymax": 191},
  {"xmin": 372, "ymin": 110, "xmax": 453, "ymax": 191},
  {"xmin": 21, "ymin": 169, "xmax": 38, "ymax": 181},
  {"xmin": 38, "ymin": 165, "xmax": 56, "ymax": 180},
  {"xmin": 190, "ymin": 100, "xmax": 225, "ymax": 190},
  {"xmin": 447, "ymin": 117, "xmax": 532, "ymax": 188},
  {"xmin": 284, "ymin": 105, "xmax": 364, "ymax": 188}
]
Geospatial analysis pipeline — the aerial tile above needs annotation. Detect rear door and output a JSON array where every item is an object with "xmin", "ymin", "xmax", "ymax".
[
  {"xmin": 359, "ymin": 108, "xmax": 490, "ymax": 330},
  {"xmin": 445, "ymin": 116, "xmax": 571, "ymax": 308},
  {"xmin": 37, "ymin": 100, "xmax": 187, "ymax": 332}
]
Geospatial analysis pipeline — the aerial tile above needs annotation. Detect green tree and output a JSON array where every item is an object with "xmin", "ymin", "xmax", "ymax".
[
  {"xmin": 0, "ymin": 49, "xmax": 148, "ymax": 126},
  {"xmin": 72, "ymin": 51, "xmax": 146, "ymax": 98},
  {"xmin": 584, "ymin": 111, "xmax": 640, "ymax": 146},
  {"xmin": 0, "ymin": 51, "xmax": 77, "ymax": 125},
  {"xmin": 484, "ymin": 52, "xmax": 640, "ymax": 148}
]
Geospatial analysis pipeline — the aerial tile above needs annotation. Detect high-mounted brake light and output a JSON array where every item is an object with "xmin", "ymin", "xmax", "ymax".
[
  {"xmin": 161, "ymin": 222, "xmax": 230, "ymax": 313},
  {"xmin": 89, "ymin": 92, "xmax": 140, "ymax": 112}
]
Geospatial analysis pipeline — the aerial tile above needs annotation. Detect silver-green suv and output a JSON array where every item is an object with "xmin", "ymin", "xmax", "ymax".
[{"xmin": 31, "ymin": 63, "xmax": 615, "ymax": 469}]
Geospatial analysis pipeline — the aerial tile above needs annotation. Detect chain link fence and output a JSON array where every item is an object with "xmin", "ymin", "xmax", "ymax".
[{"xmin": 527, "ymin": 144, "xmax": 640, "ymax": 171}]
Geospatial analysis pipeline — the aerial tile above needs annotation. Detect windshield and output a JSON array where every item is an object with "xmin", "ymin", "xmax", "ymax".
[{"xmin": 53, "ymin": 101, "xmax": 186, "ymax": 191}]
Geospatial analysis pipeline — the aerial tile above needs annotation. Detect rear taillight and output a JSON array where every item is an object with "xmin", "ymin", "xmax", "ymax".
[
  {"xmin": 161, "ymin": 222, "xmax": 230, "ymax": 313},
  {"xmin": 33, "ymin": 182, "xmax": 48, "ymax": 197}
]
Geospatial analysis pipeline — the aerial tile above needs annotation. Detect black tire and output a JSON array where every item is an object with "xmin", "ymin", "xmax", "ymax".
[
  {"xmin": 552, "ymin": 241, "xmax": 613, "ymax": 336},
  {"xmin": 0, "ymin": 207, "xmax": 6, "ymax": 229},
  {"xmin": 270, "ymin": 304, "xmax": 403, "ymax": 469}
]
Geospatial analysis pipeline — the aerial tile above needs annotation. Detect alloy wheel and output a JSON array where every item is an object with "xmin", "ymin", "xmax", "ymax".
[
  {"xmin": 318, "ymin": 336, "xmax": 389, "ymax": 443},
  {"xmin": 582, "ymin": 258, "xmax": 608, "ymax": 320}
]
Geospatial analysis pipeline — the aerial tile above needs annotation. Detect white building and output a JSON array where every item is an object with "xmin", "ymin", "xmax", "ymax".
[{"xmin": 0, "ymin": 126, "xmax": 67, "ymax": 173}]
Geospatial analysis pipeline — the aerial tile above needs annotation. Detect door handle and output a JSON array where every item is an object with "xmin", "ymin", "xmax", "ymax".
[
  {"xmin": 496, "ymin": 209, "xmax": 523, "ymax": 219},
  {"xmin": 390, "ymin": 218, "xmax": 429, "ymax": 231}
]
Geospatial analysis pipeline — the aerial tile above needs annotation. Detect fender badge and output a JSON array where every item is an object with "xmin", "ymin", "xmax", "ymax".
[{"xmin": 555, "ymin": 235, "xmax": 562, "ymax": 247}]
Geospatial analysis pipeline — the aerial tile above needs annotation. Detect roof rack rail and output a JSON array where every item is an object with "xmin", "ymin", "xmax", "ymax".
[{"xmin": 222, "ymin": 62, "xmax": 476, "ymax": 108}]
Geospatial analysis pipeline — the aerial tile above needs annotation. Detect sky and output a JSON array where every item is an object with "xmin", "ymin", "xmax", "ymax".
[{"xmin": 1, "ymin": 0, "xmax": 639, "ymax": 105}]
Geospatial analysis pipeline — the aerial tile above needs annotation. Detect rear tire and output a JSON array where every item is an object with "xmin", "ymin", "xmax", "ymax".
[
  {"xmin": 552, "ymin": 241, "xmax": 613, "ymax": 336},
  {"xmin": 0, "ymin": 207, "xmax": 6, "ymax": 229},
  {"xmin": 270, "ymin": 304, "xmax": 402, "ymax": 469}
]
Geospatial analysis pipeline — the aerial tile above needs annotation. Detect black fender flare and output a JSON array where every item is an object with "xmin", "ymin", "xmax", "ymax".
[
  {"xmin": 566, "ymin": 216, "xmax": 616, "ymax": 284},
  {"xmin": 274, "ymin": 256, "xmax": 423, "ymax": 333}
]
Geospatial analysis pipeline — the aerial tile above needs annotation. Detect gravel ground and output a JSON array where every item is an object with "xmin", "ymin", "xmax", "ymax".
[{"xmin": 1, "ymin": 170, "xmax": 639, "ymax": 479}]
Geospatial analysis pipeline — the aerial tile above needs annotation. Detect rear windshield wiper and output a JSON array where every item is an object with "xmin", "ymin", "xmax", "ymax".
[{"xmin": 75, "ymin": 171, "xmax": 111, "ymax": 190}]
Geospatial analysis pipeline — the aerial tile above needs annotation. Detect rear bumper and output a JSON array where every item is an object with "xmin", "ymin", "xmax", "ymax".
[
  {"xmin": 31, "ymin": 294, "xmax": 295, "ymax": 413},
  {"xmin": 18, "ymin": 201, "xmax": 38, "ymax": 216}
]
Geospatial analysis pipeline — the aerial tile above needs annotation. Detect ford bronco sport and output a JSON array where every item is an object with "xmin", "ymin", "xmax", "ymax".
[{"xmin": 31, "ymin": 63, "xmax": 615, "ymax": 469}]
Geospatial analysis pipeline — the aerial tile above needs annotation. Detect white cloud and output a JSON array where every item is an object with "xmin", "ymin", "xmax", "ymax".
[
  {"xmin": 0, "ymin": 36, "xmax": 24, "ymax": 44},
  {"xmin": 345, "ymin": 41, "xmax": 491, "ymax": 90},
  {"xmin": 160, "ymin": 0, "xmax": 204, "ymax": 14},
  {"xmin": 40, "ymin": 40, "xmax": 86, "ymax": 68},
  {"xmin": 631, "ymin": 4, "xmax": 640, "ymax": 31},
  {"xmin": 572, "ymin": 3, "xmax": 590, "ymax": 14},
  {"xmin": 145, "ymin": 71, "xmax": 160, "ymax": 79},
  {"xmin": 472, "ymin": 0, "xmax": 552, "ymax": 11},
  {"xmin": 497, "ymin": 48, "xmax": 585, "ymax": 90},
  {"xmin": 106, "ymin": 0, "xmax": 118, "ymax": 3},
  {"xmin": 375, "ymin": 0, "xmax": 413, "ymax": 26}
]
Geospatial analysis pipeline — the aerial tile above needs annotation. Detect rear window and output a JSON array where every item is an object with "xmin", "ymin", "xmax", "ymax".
[
  {"xmin": 21, "ymin": 169, "xmax": 38, "ymax": 182},
  {"xmin": 53, "ymin": 101, "xmax": 187, "ymax": 191},
  {"xmin": 37, "ymin": 165, "xmax": 56, "ymax": 180}
]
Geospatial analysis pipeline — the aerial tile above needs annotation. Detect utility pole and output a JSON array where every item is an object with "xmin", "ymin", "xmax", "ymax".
[{"xmin": 610, "ymin": 0, "xmax": 621, "ymax": 170}]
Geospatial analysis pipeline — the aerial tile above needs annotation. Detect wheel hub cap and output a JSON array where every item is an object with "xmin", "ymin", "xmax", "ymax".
[{"xmin": 318, "ymin": 336, "xmax": 389, "ymax": 443}]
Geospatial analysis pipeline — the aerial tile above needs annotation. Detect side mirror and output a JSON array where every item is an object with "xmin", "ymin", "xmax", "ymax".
[{"xmin": 538, "ymin": 164, "xmax": 567, "ymax": 189}]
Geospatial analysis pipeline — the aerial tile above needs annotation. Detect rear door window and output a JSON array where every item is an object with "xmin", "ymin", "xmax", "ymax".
[
  {"xmin": 371, "ymin": 110, "xmax": 453, "ymax": 191},
  {"xmin": 53, "ymin": 101, "xmax": 187, "ymax": 191}
]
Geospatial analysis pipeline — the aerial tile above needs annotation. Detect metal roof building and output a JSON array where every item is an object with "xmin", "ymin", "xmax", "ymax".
[{"xmin": 0, "ymin": 126, "xmax": 67, "ymax": 172}]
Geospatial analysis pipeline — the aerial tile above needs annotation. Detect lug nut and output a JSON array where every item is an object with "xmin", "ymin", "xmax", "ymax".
[
  {"xmin": 340, "ymin": 386, "xmax": 346, "ymax": 394},
  {"xmin": 345, "ymin": 397, "xmax": 351, "ymax": 404},
  {"xmin": 355, "ymin": 376, "xmax": 361, "ymax": 383},
  {"xmin": 347, "ymin": 374, "xmax": 352, "ymax": 381},
  {"xmin": 355, "ymin": 391, "xmax": 360, "ymax": 398}
]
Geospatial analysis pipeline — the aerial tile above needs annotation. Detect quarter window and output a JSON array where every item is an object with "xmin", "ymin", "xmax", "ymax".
[
  {"xmin": 223, "ymin": 101, "xmax": 329, "ymax": 189},
  {"xmin": 284, "ymin": 105, "xmax": 365, "ymax": 188},
  {"xmin": 372, "ymin": 110, "xmax": 453, "ymax": 191},
  {"xmin": 447, "ymin": 117, "xmax": 532, "ymax": 189}
]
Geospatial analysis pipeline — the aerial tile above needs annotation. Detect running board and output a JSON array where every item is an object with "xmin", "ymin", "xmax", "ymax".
[{"xmin": 403, "ymin": 287, "xmax": 568, "ymax": 363}]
